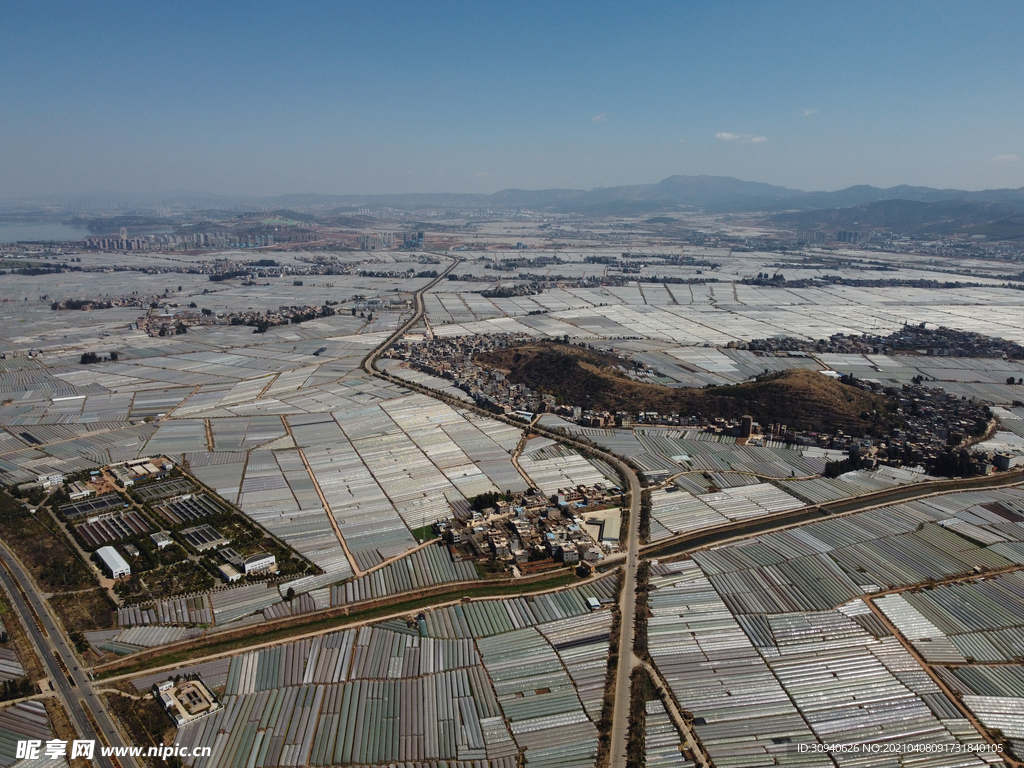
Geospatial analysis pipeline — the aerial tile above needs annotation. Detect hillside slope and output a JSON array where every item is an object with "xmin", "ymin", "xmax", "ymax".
[{"xmin": 478, "ymin": 344, "xmax": 894, "ymax": 434}]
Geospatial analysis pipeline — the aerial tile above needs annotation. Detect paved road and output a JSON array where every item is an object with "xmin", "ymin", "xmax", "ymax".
[
  {"xmin": 356, "ymin": 255, "xmax": 655, "ymax": 765},
  {"xmin": 608, "ymin": 459, "xmax": 641, "ymax": 768},
  {"xmin": 361, "ymin": 324, "xmax": 1024, "ymax": 766},
  {"xmin": 356, "ymin": 273, "xmax": 659, "ymax": 766},
  {"xmin": 0, "ymin": 543, "xmax": 135, "ymax": 768},
  {"xmin": 361, "ymin": 253, "xmax": 461, "ymax": 376}
]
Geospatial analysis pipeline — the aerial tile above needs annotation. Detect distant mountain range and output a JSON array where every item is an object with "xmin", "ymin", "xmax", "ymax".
[
  {"xmin": 772, "ymin": 199, "xmax": 1024, "ymax": 239},
  {"xmin": 7, "ymin": 175, "xmax": 1024, "ymax": 237},
  {"xmin": 8, "ymin": 175, "xmax": 1024, "ymax": 213},
  {"xmin": 218, "ymin": 176, "xmax": 1024, "ymax": 216},
  {"xmin": 482, "ymin": 177, "xmax": 1024, "ymax": 215}
]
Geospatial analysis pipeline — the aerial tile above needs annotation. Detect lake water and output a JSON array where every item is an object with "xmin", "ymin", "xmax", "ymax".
[{"xmin": 0, "ymin": 222, "xmax": 92, "ymax": 243}]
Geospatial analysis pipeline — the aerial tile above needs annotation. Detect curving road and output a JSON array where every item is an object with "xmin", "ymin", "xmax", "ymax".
[
  {"xmin": 326, "ymin": 261, "xmax": 1024, "ymax": 766},
  {"xmin": 359, "ymin": 290, "xmax": 1024, "ymax": 767},
  {"xmin": 361, "ymin": 253, "xmax": 461, "ymax": 376},
  {"xmin": 356, "ymin": 260, "xmax": 648, "ymax": 767},
  {"xmin": 9, "ymin": 250, "xmax": 1017, "ymax": 768}
]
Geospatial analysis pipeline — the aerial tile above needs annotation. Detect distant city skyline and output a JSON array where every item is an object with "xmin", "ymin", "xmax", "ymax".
[{"xmin": 2, "ymin": 1, "xmax": 1022, "ymax": 198}]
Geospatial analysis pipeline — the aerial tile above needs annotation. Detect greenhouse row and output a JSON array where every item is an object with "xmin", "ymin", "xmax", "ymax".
[
  {"xmin": 0, "ymin": 702, "xmax": 59, "ymax": 765},
  {"xmin": 643, "ymin": 700, "xmax": 692, "ymax": 768},
  {"xmin": 645, "ymin": 560, "xmax": 997, "ymax": 768},
  {"xmin": 648, "ymin": 482, "xmax": 804, "ymax": 542},
  {"xmin": 877, "ymin": 571, "xmax": 1024, "ymax": 663},
  {"xmin": 477, "ymin": 627, "xmax": 598, "ymax": 767},
  {"xmin": 517, "ymin": 442, "xmax": 614, "ymax": 497},
  {"xmin": 117, "ymin": 594, "xmax": 213, "ymax": 627},
  {"xmin": 535, "ymin": 612, "xmax": 612, "ymax": 722},
  {"xmin": 634, "ymin": 431, "xmax": 827, "ymax": 478},
  {"xmin": 416, "ymin": 577, "xmax": 617, "ymax": 640},
  {"xmin": 779, "ymin": 465, "xmax": 933, "ymax": 505},
  {"xmin": 0, "ymin": 649, "xmax": 24, "ymax": 684},
  {"xmin": 646, "ymin": 560, "xmax": 826, "ymax": 767},
  {"xmin": 178, "ymin": 671, "xmax": 517, "ymax": 767},
  {"xmin": 331, "ymin": 543, "xmax": 479, "ymax": 606},
  {"xmin": 692, "ymin": 489, "xmax": 1024, "ymax": 615},
  {"xmin": 137, "ymin": 579, "xmax": 618, "ymax": 768}
]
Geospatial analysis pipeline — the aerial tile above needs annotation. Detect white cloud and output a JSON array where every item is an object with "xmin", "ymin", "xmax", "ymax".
[
  {"xmin": 716, "ymin": 132, "xmax": 767, "ymax": 144},
  {"xmin": 989, "ymin": 153, "xmax": 1019, "ymax": 163},
  {"xmin": 591, "ymin": 113, "xmax": 607, "ymax": 123},
  {"xmin": 799, "ymin": 107, "xmax": 818, "ymax": 117},
  {"xmin": 678, "ymin": 138, "xmax": 685, "ymax": 144}
]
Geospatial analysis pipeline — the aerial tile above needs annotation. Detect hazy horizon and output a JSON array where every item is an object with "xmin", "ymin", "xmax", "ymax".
[{"xmin": 3, "ymin": 1, "xmax": 1023, "ymax": 199}]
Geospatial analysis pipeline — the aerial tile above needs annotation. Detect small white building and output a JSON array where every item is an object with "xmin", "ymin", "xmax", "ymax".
[
  {"xmin": 95, "ymin": 546, "xmax": 130, "ymax": 579},
  {"xmin": 151, "ymin": 531, "xmax": 173, "ymax": 549},
  {"xmin": 36, "ymin": 474, "xmax": 64, "ymax": 488},
  {"xmin": 68, "ymin": 481, "xmax": 93, "ymax": 500},
  {"xmin": 242, "ymin": 553, "xmax": 276, "ymax": 574},
  {"xmin": 218, "ymin": 564, "xmax": 241, "ymax": 583}
]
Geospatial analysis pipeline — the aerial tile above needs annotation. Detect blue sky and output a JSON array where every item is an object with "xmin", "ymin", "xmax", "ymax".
[{"xmin": 2, "ymin": 1, "xmax": 1022, "ymax": 197}]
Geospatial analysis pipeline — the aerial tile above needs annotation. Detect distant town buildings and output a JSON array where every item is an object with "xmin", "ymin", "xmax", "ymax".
[
  {"xmin": 747, "ymin": 325, "xmax": 1024, "ymax": 360},
  {"xmin": 359, "ymin": 231, "xmax": 425, "ymax": 250},
  {"xmin": 358, "ymin": 233, "xmax": 394, "ymax": 250},
  {"xmin": 795, "ymin": 230, "xmax": 861, "ymax": 244},
  {"xmin": 83, "ymin": 232, "xmax": 276, "ymax": 251},
  {"xmin": 447, "ymin": 484, "xmax": 616, "ymax": 573},
  {"xmin": 797, "ymin": 230, "xmax": 827, "ymax": 244}
]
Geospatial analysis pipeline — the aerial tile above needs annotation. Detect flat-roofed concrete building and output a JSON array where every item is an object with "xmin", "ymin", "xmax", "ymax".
[
  {"xmin": 243, "ymin": 553, "xmax": 276, "ymax": 574},
  {"xmin": 68, "ymin": 481, "xmax": 93, "ymax": 500}
]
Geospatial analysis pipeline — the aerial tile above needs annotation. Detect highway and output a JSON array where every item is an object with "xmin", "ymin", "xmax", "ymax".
[
  {"xmin": 0, "ymin": 542, "xmax": 136, "ymax": 768},
  {"xmin": 0, "ymin": 258, "xmax": 458, "ymax": 768}
]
